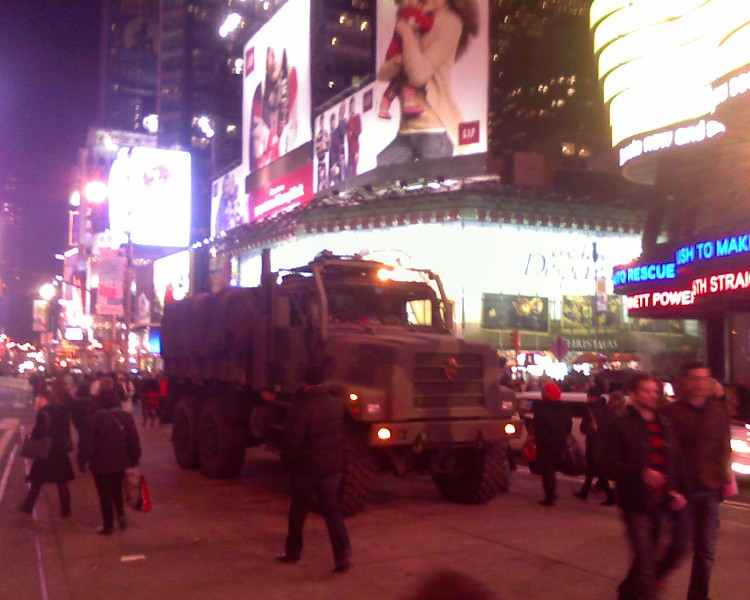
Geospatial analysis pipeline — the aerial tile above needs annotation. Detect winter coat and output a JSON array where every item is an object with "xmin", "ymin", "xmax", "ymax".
[
  {"xmin": 663, "ymin": 397, "xmax": 731, "ymax": 493},
  {"xmin": 282, "ymin": 384, "xmax": 345, "ymax": 477},
  {"xmin": 600, "ymin": 405, "xmax": 683, "ymax": 512},
  {"xmin": 532, "ymin": 400, "xmax": 572, "ymax": 472},
  {"xmin": 84, "ymin": 397, "xmax": 141, "ymax": 475},
  {"xmin": 26, "ymin": 405, "xmax": 75, "ymax": 484},
  {"xmin": 580, "ymin": 397, "xmax": 608, "ymax": 469}
]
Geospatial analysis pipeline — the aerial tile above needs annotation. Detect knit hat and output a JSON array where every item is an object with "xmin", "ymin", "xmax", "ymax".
[{"xmin": 542, "ymin": 381, "xmax": 562, "ymax": 401}]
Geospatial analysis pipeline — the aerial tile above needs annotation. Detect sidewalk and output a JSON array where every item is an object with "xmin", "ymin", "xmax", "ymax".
[{"xmin": 6, "ymin": 416, "xmax": 750, "ymax": 600}]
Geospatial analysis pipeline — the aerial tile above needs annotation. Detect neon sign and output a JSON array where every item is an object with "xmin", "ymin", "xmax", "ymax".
[
  {"xmin": 676, "ymin": 233, "xmax": 750, "ymax": 265},
  {"xmin": 692, "ymin": 271, "xmax": 750, "ymax": 297},
  {"xmin": 627, "ymin": 289, "xmax": 696, "ymax": 311},
  {"xmin": 613, "ymin": 262, "xmax": 676, "ymax": 286}
]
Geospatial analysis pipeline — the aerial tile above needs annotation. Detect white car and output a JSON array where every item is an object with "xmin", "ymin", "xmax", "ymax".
[{"xmin": 730, "ymin": 420, "xmax": 750, "ymax": 479}]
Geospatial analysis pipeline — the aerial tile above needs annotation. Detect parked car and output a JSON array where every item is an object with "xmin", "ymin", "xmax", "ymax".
[{"xmin": 730, "ymin": 420, "xmax": 750, "ymax": 479}]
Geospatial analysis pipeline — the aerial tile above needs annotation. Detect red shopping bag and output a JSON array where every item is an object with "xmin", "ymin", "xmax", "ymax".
[{"xmin": 124, "ymin": 468, "xmax": 152, "ymax": 513}]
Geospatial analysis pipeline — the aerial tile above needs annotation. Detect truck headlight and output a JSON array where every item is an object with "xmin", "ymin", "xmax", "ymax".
[
  {"xmin": 376, "ymin": 427, "xmax": 392, "ymax": 441},
  {"xmin": 504, "ymin": 423, "xmax": 516, "ymax": 435}
]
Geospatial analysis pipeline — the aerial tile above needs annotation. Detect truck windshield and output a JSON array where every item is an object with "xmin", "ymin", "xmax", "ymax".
[{"xmin": 325, "ymin": 282, "xmax": 442, "ymax": 329}]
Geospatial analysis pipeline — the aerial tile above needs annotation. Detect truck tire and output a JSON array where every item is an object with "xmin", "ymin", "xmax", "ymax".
[
  {"xmin": 172, "ymin": 398, "xmax": 201, "ymax": 469},
  {"xmin": 433, "ymin": 441, "xmax": 510, "ymax": 504},
  {"xmin": 340, "ymin": 433, "xmax": 378, "ymax": 517},
  {"xmin": 198, "ymin": 401, "xmax": 246, "ymax": 479}
]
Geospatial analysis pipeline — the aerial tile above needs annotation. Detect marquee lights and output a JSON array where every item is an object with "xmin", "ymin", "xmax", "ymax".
[
  {"xmin": 627, "ymin": 289, "xmax": 695, "ymax": 311},
  {"xmin": 591, "ymin": 0, "xmax": 750, "ymax": 154}
]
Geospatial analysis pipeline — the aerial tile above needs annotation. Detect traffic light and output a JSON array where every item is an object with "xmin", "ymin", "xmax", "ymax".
[{"xmin": 510, "ymin": 329, "xmax": 520, "ymax": 350}]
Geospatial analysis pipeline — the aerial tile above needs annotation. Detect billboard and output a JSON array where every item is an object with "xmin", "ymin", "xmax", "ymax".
[
  {"xmin": 95, "ymin": 250, "xmax": 126, "ymax": 317},
  {"xmin": 591, "ymin": 0, "xmax": 750, "ymax": 167},
  {"xmin": 561, "ymin": 295, "xmax": 622, "ymax": 334},
  {"xmin": 313, "ymin": 0, "xmax": 489, "ymax": 191},
  {"xmin": 211, "ymin": 165, "xmax": 249, "ymax": 236},
  {"xmin": 153, "ymin": 250, "xmax": 190, "ymax": 321},
  {"xmin": 241, "ymin": 0, "xmax": 313, "ymax": 222},
  {"xmin": 481, "ymin": 294, "xmax": 549, "ymax": 333},
  {"xmin": 107, "ymin": 146, "xmax": 191, "ymax": 247}
]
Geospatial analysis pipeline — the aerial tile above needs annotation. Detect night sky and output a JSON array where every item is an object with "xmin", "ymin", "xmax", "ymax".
[{"xmin": 0, "ymin": 0, "xmax": 102, "ymax": 340}]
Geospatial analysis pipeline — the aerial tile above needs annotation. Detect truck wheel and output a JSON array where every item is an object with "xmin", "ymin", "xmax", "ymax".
[
  {"xmin": 433, "ymin": 441, "xmax": 510, "ymax": 504},
  {"xmin": 172, "ymin": 398, "xmax": 200, "ymax": 469},
  {"xmin": 198, "ymin": 401, "xmax": 246, "ymax": 479},
  {"xmin": 340, "ymin": 433, "xmax": 378, "ymax": 517}
]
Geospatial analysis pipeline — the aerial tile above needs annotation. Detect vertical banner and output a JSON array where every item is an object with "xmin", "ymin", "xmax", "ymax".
[{"xmin": 96, "ymin": 250, "xmax": 125, "ymax": 317}]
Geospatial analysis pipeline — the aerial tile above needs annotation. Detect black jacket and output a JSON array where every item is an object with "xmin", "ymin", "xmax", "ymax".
[
  {"xmin": 84, "ymin": 402, "xmax": 141, "ymax": 475},
  {"xmin": 580, "ymin": 397, "xmax": 608, "ymax": 467},
  {"xmin": 601, "ymin": 405, "xmax": 683, "ymax": 512},
  {"xmin": 282, "ymin": 384, "xmax": 345, "ymax": 476},
  {"xmin": 532, "ymin": 400, "xmax": 572, "ymax": 471},
  {"xmin": 27, "ymin": 405, "xmax": 75, "ymax": 484}
]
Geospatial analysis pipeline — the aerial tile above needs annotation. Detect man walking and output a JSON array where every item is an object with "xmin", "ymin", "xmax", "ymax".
[
  {"xmin": 601, "ymin": 372, "xmax": 686, "ymax": 600},
  {"xmin": 661, "ymin": 360, "xmax": 731, "ymax": 600},
  {"xmin": 277, "ymin": 365, "xmax": 352, "ymax": 573}
]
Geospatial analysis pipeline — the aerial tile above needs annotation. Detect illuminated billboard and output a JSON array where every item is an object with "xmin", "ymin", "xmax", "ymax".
[
  {"xmin": 241, "ymin": 0, "xmax": 313, "ymax": 221},
  {"xmin": 590, "ymin": 0, "xmax": 750, "ymax": 170},
  {"xmin": 211, "ymin": 164, "xmax": 249, "ymax": 236},
  {"xmin": 314, "ymin": 0, "xmax": 488, "ymax": 191},
  {"xmin": 107, "ymin": 146, "xmax": 191, "ymax": 247}
]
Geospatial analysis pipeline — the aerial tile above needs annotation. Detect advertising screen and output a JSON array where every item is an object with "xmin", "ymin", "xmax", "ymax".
[
  {"xmin": 242, "ymin": 0, "xmax": 311, "ymax": 175},
  {"xmin": 211, "ymin": 164, "xmax": 249, "ymax": 236},
  {"xmin": 313, "ymin": 0, "xmax": 488, "ymax": 191},
  {"xmin": 241, "ymin": 0, "xmax": 313, "ymax": 222},
  {"xmin": 153, "ymin": 250, "xmax": 190, "ymax": 320},
  {"xmin": 481, "ymin": 294, "xmax": 549, "ymax": 333},
  {"xmin": 591, "ymin": 0, "xmax": 750, "ymax": 166},
  {"xmin": 108, "ymin": 146, "xmax": 191, "ymax": 247}
]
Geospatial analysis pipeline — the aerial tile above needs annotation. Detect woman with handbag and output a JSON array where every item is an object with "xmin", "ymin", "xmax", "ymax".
[{"xmin": 20, "ymin": 387, "xmax": 75, "ymax": 517}]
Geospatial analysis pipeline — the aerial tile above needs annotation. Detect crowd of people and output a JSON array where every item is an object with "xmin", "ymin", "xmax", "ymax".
[
  {"xmin": 524, "ymin": 361, "xmax": 734, "ymax": 600},
  {"xmin": 20, "ymin": 370, "xmax": 165, "ymax": 533}
]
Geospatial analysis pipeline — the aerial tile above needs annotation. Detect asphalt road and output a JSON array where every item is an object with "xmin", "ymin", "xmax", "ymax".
[{"xmin": 1, "ymin": 377, "xmax": 749, "ymax": 600}]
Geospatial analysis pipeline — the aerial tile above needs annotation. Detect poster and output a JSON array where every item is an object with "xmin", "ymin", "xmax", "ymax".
[{"xmin": 481, "ymin": 293, "xmax": 549, "ymax": 332}]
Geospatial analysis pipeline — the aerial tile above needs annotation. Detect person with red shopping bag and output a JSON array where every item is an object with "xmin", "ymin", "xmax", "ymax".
[{"xmin": 83, "ymin": 377, "xmax": 142, "ymax": 535}]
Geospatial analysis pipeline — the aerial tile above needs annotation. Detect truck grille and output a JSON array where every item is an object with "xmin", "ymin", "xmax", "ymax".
[{"xmin": 413, "ymin": 353, "xmax": 485, "ymax": 408}]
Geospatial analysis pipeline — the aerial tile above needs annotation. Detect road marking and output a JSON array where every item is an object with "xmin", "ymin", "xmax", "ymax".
[
  {"xmin": 0, "ymin": 442, "xmax": 19, "ymax": 505},
  {"xmin": 0, "ymin": 418, "xmax": 20, "ymax": 462}
]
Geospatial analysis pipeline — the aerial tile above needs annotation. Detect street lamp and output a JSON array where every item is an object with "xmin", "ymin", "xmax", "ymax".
[{"xmin": 39, "ymin": 283, "xmax": 56, "ymax": 301}]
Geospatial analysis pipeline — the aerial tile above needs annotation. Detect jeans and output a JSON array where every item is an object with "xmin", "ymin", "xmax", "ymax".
[
  {"xmin": 376, "ymin": 131, "xmax": 453, "ymax": 166},
  {"xmin": 661, "ymin": 489, "xmax": 721, "ymax": 600},
  {"xmin": 286, "ymin": 472, "xmax": 351, "ymax": 566},
  {"xmin": 93, "ymin": 472, "xmax": 125, "ymax": 530},
  {"xmin": 619, "ymin": 508, "xmax": 666, "ymax": 600}
]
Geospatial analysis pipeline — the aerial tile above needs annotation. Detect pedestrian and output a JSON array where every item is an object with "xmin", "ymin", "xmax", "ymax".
[
  {"xmin": 20, "ymin": 387, "xmax": 75, "ymax": 517},
  {"xmin": 601, "ymin": 372, "xmax": 687, "ymax": 600},
  {"xmin": 607, "ymin": 389, "xmax": 628, "ymax": 417},
  {"xmin": 532, "ymin": 381, "xmax": 572, "ymax": 506},
  {"xmin": 141, "ymin": 378, "xmax": 161, "ymax": 427},
  {"xmin": 117, "ymin": 372, "xmax": 135, "ymax": 413},
  {"xmin": 70, "ymin": 378, "xmax": 92, "ymax": 472},
  {"xmin": 574, "ymin": 384, "xmax": 615, "ymax": 505},
  {"xmin": 83, "ymin": 376, "xmax": 142, "ymax": 535},
  {"xmin": 660, "ymin": 360, "xmax": 731, "ymax": 600},
  {"xmin": 277, "ymin": 365, "xmax": 352, "ymax": 573}
]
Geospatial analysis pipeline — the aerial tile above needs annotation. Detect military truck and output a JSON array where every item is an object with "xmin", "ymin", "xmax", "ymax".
[{"xmin": 161, "ymin": 250, "xmax": 520, "ymax": 515}]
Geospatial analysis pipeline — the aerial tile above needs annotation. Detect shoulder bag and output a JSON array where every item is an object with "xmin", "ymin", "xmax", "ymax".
[{"xmin": 20, "ymin": 411, "xmax": 52, "ymax": 461}]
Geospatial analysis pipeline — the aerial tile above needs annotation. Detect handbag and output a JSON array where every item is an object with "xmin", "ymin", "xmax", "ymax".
[
  {"xmin": 521, "ymin": 427, "xmax": 538, "ymax": 464},
  {"xmin": 723, "ymin": 469, "xmax": 739, "ymax": 499},
  {"xmin": 20, "ymin": 410, "xmax": 52, "ymax": 461},
  {"xmin": 558, "ymin": 434, "xmax": 586, "ymax": 476},
  {"xmin": 124, "ymin": 468, "xmax": 152, "ymax": 513},
  {"xmin": 21, "ymin": 434, "xmax": 53, "ymax": 461}
]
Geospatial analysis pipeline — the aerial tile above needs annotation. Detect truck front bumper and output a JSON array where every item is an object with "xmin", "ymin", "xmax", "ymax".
[{"xmin": 367, "ymin": 418, "xmax": 523, "ymax": 448}]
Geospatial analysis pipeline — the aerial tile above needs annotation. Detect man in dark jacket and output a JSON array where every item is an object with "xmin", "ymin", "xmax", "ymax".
[
  {"xmin": 661, "ymin": 360, "xmax": 731, "ymax": 600},
  {"xmin": 575, "ymin": 384, "xmax": 615, "ymax": 505},
  {"xmin": 532, "ymin": 381, "xmax": 572, "ymax": 506},
  {"xmin": 601, "ymin": 372, "xmax": 686, "ymax": 600},
  {"xmin": 84, "ymin": 377, "xmax": 141, "ymax": 535},
  {"xmin": 277, "ymin": 366, "xmax": 352, "ymax": 573}
]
